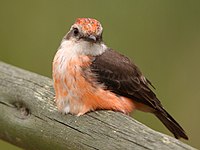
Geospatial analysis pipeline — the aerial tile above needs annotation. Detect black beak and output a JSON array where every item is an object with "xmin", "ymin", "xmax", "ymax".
[
  {"xmin": 88, "ymin": 35, "xmax": 96, "ymax": 42},
  {"xmin": 83, "ymin": 35, "xmax": 101, "ymax": 43}
]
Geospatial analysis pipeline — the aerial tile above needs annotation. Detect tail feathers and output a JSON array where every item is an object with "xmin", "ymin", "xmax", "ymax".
[{"xmin": 154, "ymin": 109, "xmax": 188, "ymax": 140}]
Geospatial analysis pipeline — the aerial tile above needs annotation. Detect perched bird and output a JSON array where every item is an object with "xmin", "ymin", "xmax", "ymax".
[{"xmin": 52, "ymin": 18, "xmax": 188, "ymax": 140}]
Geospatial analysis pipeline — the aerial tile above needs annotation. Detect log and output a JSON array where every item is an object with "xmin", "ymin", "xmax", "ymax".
[{"xmin": 0, "ymin": 61, "xmax": 195, "ymax": 150}]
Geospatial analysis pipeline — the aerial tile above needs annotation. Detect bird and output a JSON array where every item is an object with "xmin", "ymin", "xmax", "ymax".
[{"xmin": 52, "ymin": 18, "xmax": 188, "ymax": 140}]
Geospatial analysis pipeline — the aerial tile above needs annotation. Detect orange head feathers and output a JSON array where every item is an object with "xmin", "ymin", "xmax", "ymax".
[{"xmin": 72, "ymin": 18, "xmax": 103, "ymax": 37}]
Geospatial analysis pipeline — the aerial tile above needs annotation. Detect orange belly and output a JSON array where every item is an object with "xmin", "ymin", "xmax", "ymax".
[{"xmin": 53, "ymin": 54, "xmax": 136, "ymax": 116}]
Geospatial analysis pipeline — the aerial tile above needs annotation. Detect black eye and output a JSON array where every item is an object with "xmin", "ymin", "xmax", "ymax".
[{"xmin": 73, "ymin": 28, "xmax": 79, "ymax": 36}]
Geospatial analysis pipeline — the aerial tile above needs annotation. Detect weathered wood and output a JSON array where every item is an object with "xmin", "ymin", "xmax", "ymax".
[{"xmin": 0, "ymin": 61, "xmax": 195, "ymax": 150}]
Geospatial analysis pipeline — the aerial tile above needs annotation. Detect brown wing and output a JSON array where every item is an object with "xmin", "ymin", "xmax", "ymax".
[
  {"xmin": 89, "ymin": 48, "xmax": 188, "ymax": 139},
  {"xmin": 90, "ymin": 48, "xmax": 162, "ymax": 111}
]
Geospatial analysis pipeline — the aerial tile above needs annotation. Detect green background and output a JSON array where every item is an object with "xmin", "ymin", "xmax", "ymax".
[{"xmin": 0, "ymin": 0, "xmax": 199, "ymax": 149}]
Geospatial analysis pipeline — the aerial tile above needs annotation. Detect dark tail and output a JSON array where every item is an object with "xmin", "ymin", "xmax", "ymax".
[{"xmin": 154, "ymin": 109, "xmax": 188, "ymax": 140}]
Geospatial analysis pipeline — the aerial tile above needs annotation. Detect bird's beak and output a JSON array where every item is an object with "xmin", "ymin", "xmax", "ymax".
[{"xmin": 88, "ymin": 35, "xmax": 96, "ymax": 42}]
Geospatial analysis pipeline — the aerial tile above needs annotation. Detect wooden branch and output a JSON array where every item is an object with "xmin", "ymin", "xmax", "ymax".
[{"xmin": 0, "ymin": 61, "xmax": 195, "ymax": 150}]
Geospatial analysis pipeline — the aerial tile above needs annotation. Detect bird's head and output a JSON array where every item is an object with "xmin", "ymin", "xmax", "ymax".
[{"xmin": 65, "ymin": 18, "xmax": 103, "ymax": 43}]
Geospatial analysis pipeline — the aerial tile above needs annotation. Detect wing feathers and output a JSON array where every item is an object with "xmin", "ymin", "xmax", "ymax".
[
  {"xmin": 89, "ymin": 48, "xmax": 161, "ymax": 110},
  {"xmin": 87, "ymin": 48, "xmax": 188, "ymax": 139}
]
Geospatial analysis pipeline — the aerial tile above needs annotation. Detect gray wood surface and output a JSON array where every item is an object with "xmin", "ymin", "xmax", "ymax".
[{"xmin": 0, "ymin": 61, "xmax": 195, "ymax": 150}]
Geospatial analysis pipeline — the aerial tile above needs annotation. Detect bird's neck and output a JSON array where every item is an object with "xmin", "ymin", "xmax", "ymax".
[
  {"xmin": 59, "ymin": 39, "xmax": 107, "ymax": 58},
  {"xmin": 53, "ymin": 39, "xmax": 107, "ymax": 78}
]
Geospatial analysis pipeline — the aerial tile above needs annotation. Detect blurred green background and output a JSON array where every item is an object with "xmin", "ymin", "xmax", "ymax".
[{"xmin": 0, "ymin": 0, "xmax": 200, "ymax": 149}]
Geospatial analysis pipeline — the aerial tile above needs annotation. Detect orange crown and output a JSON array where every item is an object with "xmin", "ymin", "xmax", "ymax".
[{"xmin": 75, "ymin": 18, "xmax": 102, "ymax": 35}]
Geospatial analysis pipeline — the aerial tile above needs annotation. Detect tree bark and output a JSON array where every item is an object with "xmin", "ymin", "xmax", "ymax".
[{"xmin": 0, "ymin": 61, "xmax": 195, "ymax": 150}]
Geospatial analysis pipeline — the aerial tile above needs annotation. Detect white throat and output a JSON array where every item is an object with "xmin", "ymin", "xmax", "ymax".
[{"xmin": 59, "ymin": 39, "xmax": 107, "ymax": 58}]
